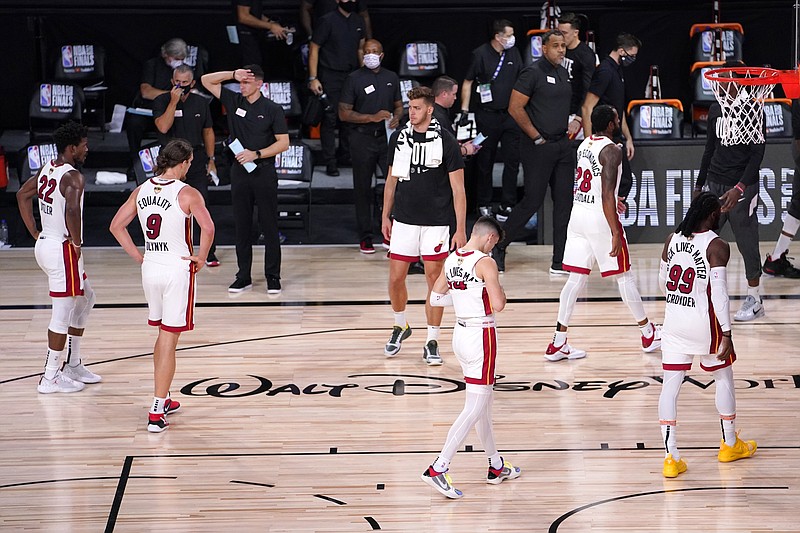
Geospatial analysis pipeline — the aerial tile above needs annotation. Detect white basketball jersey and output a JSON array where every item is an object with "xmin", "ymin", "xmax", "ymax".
[
  {"xmin": 445, "ymin": 249, "xmax": 494, "ymax": 319},
  {"xmin": 573, "ymin": 135, "xmax": 621, "ymax": 213},
  {"xmin": 136, "ymin": 177, "xmax": 192, "ymax": 268},
  {"xmin": 662, "ymin": 230, "xmax": 725, "ymax": 355},
  {"xmin": 37, "ymin": 160, "xmax": 82, "ymax": 241}
]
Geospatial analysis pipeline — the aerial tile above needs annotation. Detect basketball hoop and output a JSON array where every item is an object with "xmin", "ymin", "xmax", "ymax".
[{"xmin": 703, "ymin": 67, "xmax": 780, "ymax": 145}]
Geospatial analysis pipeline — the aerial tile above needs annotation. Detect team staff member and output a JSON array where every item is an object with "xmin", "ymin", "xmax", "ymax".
[
  {"xmin": 494, "ymin": 30, "xmax": 579, "ymax": 275},
  {"xmin": 110, "ymin": 140, "xmax": 215, "ymax": 433},
  {"xmin": 581, "ymin": 33, "xmax": 641, "ymax": 200},
  {"xmin": 308, "ymin": 0, "xmax": 366, "ymax": 176},
  {"xmin": 202, "ymin": 65, "xmax": 290, "ymax": 294},
  {"xmin": 558, "ymin": 13, "xmax": 597, "ymax": 139},
  {"xmin": 301, "ymin": 0, "xmax": 372, "ymax": 40},
  {"xmin": 382, "ymin": 87, "xmax": 467, "ymax": 366},
  {"xmin": 234, "ymin": 0, "xmax": 291, "ymax": 67},
  {"xmin": 153, "ymin": 64, "xmax": 219, "ymax": 266},
  {"xmin": 339, "ymin": 39, "xmax": 403, "ymax": 254},
  {"xmin": 461, "ymin": 19, "xmax": 523, "ymax": 219}
]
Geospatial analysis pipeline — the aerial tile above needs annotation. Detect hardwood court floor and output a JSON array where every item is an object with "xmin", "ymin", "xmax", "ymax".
[{"xmin": 1, "ymin": 243, "xmax": 799, "ymax": 532}]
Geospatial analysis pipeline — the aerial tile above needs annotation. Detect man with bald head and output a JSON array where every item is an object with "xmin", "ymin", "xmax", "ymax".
[{"xmin": 339, "ymin": 38, "xmax": 403, "ymax": 253}]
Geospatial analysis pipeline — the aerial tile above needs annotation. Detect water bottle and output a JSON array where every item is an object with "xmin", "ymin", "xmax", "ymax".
[{"xmin": 0, "ymin": 219, "xmax": 8, "ymax": 247}]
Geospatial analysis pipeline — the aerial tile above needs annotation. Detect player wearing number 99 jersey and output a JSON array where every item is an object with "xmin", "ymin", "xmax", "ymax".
[{"xmin": 110, "ymin": 139, "xmax": 215, "ymax": 432}]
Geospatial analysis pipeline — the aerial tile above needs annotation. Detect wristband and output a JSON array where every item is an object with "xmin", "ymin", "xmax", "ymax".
[
  {"xmin": 734, "ymin": 183, "xmax": 745, "ymax": 195},
  {"xmin": 255, "ymin": 149, "xmax": 262, "ymax": 159},
  {"xmin": 721, "ymin": 331, "xmax": 732, "ymax": 337},
  {"xmin": 533, "ymin": 135, "xmax": 545, "ymax": 145},
  {"xmin": 208, "ymin": 156, "xmax": 215, "ymax": 161},
  {"xmin": 308, "ymin": 76, "xmax": 317, "ymax": 81}
]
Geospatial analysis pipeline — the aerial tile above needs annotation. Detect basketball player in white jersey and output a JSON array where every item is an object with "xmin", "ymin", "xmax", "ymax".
[
  {"xmin": 658, "ymin": 192, "xmax": 756, "ymax": 478},
  {"xmin": 110, "ymin": 139, "xmax": 215, "ymax": 432},
  {"xmin": 16, "ymin": 121, "xmax": 102, "ymax": 393},
  {"xmin": 421, "ymin": 216, "xmax": 521, "ymax": 499},
  {"xmin": 547, "ymin": 105, "xmax": 661, "ymax": 361}
]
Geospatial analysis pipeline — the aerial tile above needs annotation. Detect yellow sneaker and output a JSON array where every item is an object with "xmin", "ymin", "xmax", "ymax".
[
  {"xmin": 718, "ymin": 433, "xmax": 757, "ymax": 463},
  {"xmin": 663, "ymin": 454, "xmax": 687, "ymax": 478}
]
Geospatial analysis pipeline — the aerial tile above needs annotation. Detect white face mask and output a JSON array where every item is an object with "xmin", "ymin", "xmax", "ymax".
[
  {"xmin": 168, "ymin": 59, "xmax": 184, "ymax": 69},
  {"xmin": 363, "ymin": 53, "xmax": 381, "ymax": 70},
  {"xmin": 501, "ymin": 35, "xmax": 516, "ymax": 50}
]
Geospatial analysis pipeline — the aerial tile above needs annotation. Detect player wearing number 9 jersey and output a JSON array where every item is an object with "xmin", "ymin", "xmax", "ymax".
[
  {"xmin": 110, "ymin": 139, "xmax": 215, "ymax": 433},
  {"xmin": 656, "ymin": 192, "xmax": 756, "ymax": 479},
  {"xmin": 546, "ymin": 105, "xmax": 661, "ymax": 362}
]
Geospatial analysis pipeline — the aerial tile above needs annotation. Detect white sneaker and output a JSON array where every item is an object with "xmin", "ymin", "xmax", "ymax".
[
  {"xmin": 61, "ymin": 363, "xmax": 102, "ymax": 384},
  {"xmin": 734, "ymin": 295, "xmax": 765, "ymax": 322},
  {"xmin": 37, "ymin": 372, "xmax": 85, "ymax": 394},
  {"xmin": 544, "ymin": 342, "xmax": 587, "ymax": 361}
]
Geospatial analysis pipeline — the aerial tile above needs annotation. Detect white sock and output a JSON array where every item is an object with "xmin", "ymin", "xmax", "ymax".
[
  {"xmin": 639, "ymin": 320, "xmax": 654, "ymax": 338},
  {"xmin": 150, "ymin": 396, "xmax": 167, "ymax": 415},
  {"xmin": 432, "ymin": 456, "xmax": 449, "ymax": 473},
  {"xmin": 747, "ymin": 285, "xmax": 761, "ymax": 302},
  {"xmin": 427, "ymin": 325, "xmax": 440, "ymax": 342},
  {"xmin": 66, "ymin": 335, "xmax": 82, "ymax": 367},
  {"xmin": 660, "ymin": 423, "xmax": 680, "ymax": 460},
  {"xmin": 772, "ymin": 215, "xmax": 800, "ymax": 258},
  {"xmin": 393, "ymin": 311, "xmax": 406, "ymax": 328},
  {"xmin": 553, "ymin": 330, "xmax": 567, "ymax": 347},
  {"xmin": 720, "ymin": 417, "xmax": 737, "ymax": 446},
  {"xmin": 44, "ymin": 348, "xmax": 64, "ymax": 380}
]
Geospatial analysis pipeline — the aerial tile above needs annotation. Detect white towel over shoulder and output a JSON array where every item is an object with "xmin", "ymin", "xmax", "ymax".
[{"xmin": 392, "ymin": 118, "xmax": 443, "ymax": 180}]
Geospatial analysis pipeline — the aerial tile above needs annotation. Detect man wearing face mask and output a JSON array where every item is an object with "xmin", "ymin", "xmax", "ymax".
[
  {"xmin": 126, "ymin": 38, "xmax": 204, "ymax": 181},
  {"xmin": 308, "ymin": 0, "xmax": 366, "ymax": 177},
  {"xmin": 581, "ymin": 33, "xmax": 642, "ymax": 202},
  {"xmin": 152, "ymin": 64, "xmax": 220, "ymax": 266},
  {"xmin": 339, "ymin": 39, "xmax": 403, "ymax": 254},
  {"xmin": 461, "ymin": 19, "xmax": 523, "ymax": 221}
]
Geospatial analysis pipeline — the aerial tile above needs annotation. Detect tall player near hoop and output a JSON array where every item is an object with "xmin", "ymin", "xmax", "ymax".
[
  {"xmin": 545, "ymin": 105, "xmax": 661, "ymax": 361},
  {"xmin": 421, "ymin": 216, "xmax": 521, "ymax": 499},
  {"xmin": 16, "ymin": 121, "xmax": 102, "ymax": 393},
  {"xmin": 110, "ymin": 139, "xmax": 215, "ymax": 432},
  {"xmin": 658, "ymin": 192, "xmax": 757, "ymax": 478}
]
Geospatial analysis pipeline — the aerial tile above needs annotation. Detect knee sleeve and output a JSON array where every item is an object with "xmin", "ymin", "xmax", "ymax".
[
  {"xmin": 658, "ymin": 369, "xmax": 685, "ymax": 422},
  {"xmin": 713, "ymin": 366, "xmax": 736, "ymax": 416},
  {"xmin": 616, "ymin": 271, "xmax": 647, "ymax": 322},
  {"xmin": 70, "ymin": 279, "xmax": 96, "ymax": 329},
  {"xmin": 557, "ymin": 272, "xmax": 588, "ymax": 326},
  {"xmin": 49, "ymin": 297, "xmax": 77, "ymax": 334}
]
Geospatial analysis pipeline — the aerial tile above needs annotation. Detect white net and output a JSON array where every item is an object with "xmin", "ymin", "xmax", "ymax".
[{"xmin": 706, "ymin": 69, "xmax": 777, "ymax": 146}]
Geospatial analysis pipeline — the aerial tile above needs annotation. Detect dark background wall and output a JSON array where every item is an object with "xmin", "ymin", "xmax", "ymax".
[{"xmin": 0, "ymin": 0, "xmax": 794, "ymax": 130}]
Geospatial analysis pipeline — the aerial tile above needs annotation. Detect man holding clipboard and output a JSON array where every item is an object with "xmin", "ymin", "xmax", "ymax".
[{"xmin": 202, "ymin": 65, "xmax": 290, "ymax": 294}]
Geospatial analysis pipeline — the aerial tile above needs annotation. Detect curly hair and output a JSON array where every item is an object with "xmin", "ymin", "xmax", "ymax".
[
  {"xmin": 675, "ymin": 191, "xmax": 721, "ymax": 237},
  {"xmin": 406, "ymin": 86, "xmax": 434, "ymax": 107},
  {"xmin": 53, "ymin": 121, "xmax": 88, "ymax": 154}
]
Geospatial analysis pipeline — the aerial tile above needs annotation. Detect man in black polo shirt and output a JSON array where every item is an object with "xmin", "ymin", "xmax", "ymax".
[
  {"xmin": 433, "ymin": 76, "xmax": 479, "ymax": 158},
  {"xmin": 308, "ymin": 0, "xmax": 366, "ymax": 176},
  {"xmin": 339, "ymin": 39, "xmax": 403, "ymax": 254},
  {"xmin": 494, "ymin": 30, "xmax": 580, "ymax": 275},
  {"xmin": 233, "ymin": 0, "xmax": 291, "ymax": 68},
  {"xmin": 558, "ymin": 13, "xmax": 597, "ymax": 140},
  {"xmin": 581, "ymin": 33, "xmax": 641, "ymax": 200},
  {"xmin": 461, "ymin": 19, "xmax": 523, "ymax": 220},
  {"xmin": 202, "ymin": 65, "xmax": 290, "ymax": 294},
  {"xmin": 153, "ymin": 64, "xmax": 220, "ymax": 266},
  {"xmin": 301, "ymin": 0, "xmax": 372, "ymax": 40}
]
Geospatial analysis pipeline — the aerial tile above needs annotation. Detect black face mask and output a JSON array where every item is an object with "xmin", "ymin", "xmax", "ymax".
[
  {"xmin": 339, "ymin": 1, "xmax": 358, "ymax": 13},
  {"xmin": 619, "ymin": 55, "xmax": 636, "ymax": 67}
]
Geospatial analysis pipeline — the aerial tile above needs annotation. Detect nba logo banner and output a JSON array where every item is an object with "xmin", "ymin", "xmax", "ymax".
[
  {"xmin": 701, "ymin": 31, "xmax": 713, "ymax": 53},
  {"xmin": 39, "ymin": 84, "xmax": 74, "ymax": 113},
  {"xmin": 139, "ymin": 148, "xmax": 155, "ymax": 173},
  {"xmin": 276, "ymin": 145, "xmax": 304, "ymax": 175},
  {"xmin": 405, "ymin": 43, "xmax": 419, "ymax": 66},
  {"xmin": 262, "ymin": 82, "xmax": 292, "ymax": 111},
  {"xmin": 27, "ymin": 144, "xmax": 57, "ymax": 174},
  {"xmin": 185, "ymin": 45, "xmax": 198, "ymax": 67},
  {"xmin": 61, "ymin": 45, "xmax": 95, "ymax": 73},
  {"xmin": 61, "ymin": 46, "xmax": 74, "ymax": 68},
  {"xmin": 530, "ymin": 36, "xmax": 543, "ymax": 60},
  {"xmin": 40, "ymin": 84, "xmax": 52, "ymax": 107},
  {"xmin": 701, "ymin": 68, "xmax": 712, "ymax": 92},
  {"xmin": 639, "ymin": 106, "xmax": 652, "ymax": 129},
  {"xmin": 414, "ymin": 43, "xmax": 439, "ymax": 71}
]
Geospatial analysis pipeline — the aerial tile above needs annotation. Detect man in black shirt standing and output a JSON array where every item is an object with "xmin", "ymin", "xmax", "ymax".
[
  {"xmin": 433, "ymin": 76, "xmax": 479, "ymax": 157},
  {"xmin": 696, "ymin": 99, "xmax": 766, "ymax": 321},
  {"xmin": 308, "ymin": 0, "xmax": 366, "ymax": 176},
  {"xmin": 202, "ymin": 65, "xmax": 290, "ymax": 294},
  {"xmin": 461, "ymin": 19, "xmax": 523, "ymax": 219},
  {"xmin": 301, "ymin": 0, "xmax": 372, "ymax": 40},
  {"xmin": 234, "ymin": 0, "xmax": 291, "ymax": 67},
  {"xmin": 581, "ymin": 33, "xmax": 641, "ymax": 200},
  {"xmin": 382, "ymin": 87, "xmax": 466, "ymax": 366},
  {"xmin": 153, "ymin": 64, "xmax": 220, "ymax": 266},
  {"xmin": 558, "ymin": 13, "xmax": 597, "ymax": 140},
  {"xmin": 339, "ymin": 39, "xmax": 403, "ymax": 254},
  {"xmin": 494, "ymin": 30, "xmax": 579, "ymax": 275}
]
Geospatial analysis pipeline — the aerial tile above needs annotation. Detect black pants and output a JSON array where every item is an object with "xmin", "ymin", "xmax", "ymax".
[
  {"xmin": 615, "ymin": 135, "xmax": 634, "ymax": 199},
  {"xmin": 184, "ymin": 150, "xmax": 216, "ymax": 256},
  {"xmin": 319, "ymin": 69, "xmax": 350, "ymax": 165},
  {"xmin": 708, "ymin": 180, "xmax": 761, "ymax": 281},
  {"xmin": 474, "ymin": 109, "xmax": 521, "ymax": 208},
  {"xmin": 350, "ymin": 128, "xmax": 388, "ymax": 241},
  {"xmin": 125, "ymin": 112, "xmax": 156, "ymax": 167},
  {"xmin": 230, "ymin": 162, "xmax": 281, "ymax": 281},
  {"xmin": 499, "ymin": 135, "xmax": 574, "ymax": 268}
]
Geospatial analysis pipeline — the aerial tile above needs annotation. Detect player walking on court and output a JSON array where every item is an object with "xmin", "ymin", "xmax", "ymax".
[
  {"xmin": 110, "ymin": 139, "xmax": 215, "ymax": 432},
  {"xmin": 658, "ymin": 192, "xmax": 757, "ymax": 478},
  {"xmin": 546, "ymin": 105, "xmax": 660, "ymax": 361},
  {"xmin": 16, "ymin": 121, "xmax": 102, "ymax": 393},
  {"xmin": 421, "ymin": 216, "xmax": 521, "ymax": 498}
]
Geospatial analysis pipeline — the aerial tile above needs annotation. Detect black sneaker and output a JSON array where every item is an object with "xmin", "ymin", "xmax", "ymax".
[
  {"xmin": 423, "ymin": 340, "xmax": 443, "ymax": 366},
  {"xmin": 205, "ymin": 252, "xmax": 220, "ymax": 267},
  {"xmin": 384, "ymin": 324, "xmax": 412, "ymax": 357},
  {"xmin": 147, "ymin": 413, "xmax": 169, "ymax": 433},
  {"xmin": 326, "ymin": 163, "xmax": 340, "ymax": 177},
  {"xmin": 492, "ymin": 245, "xmax": 506, "ymax": 273},
  {"xmin": 267, "ymin": 276, "xmax": 282, "ymax": 294},
  {"xmin": 763, "ymin": 252, "xmax": 800, "ymax": 278},
  {"xmin": 228, "ymin": 278, "xmax": 253, "ymax": 293},
  {"xmin": 408, "ymin": 261, "xmax": 425, "ymax": 275},
  {"xmin": 360, "ymin": 238, "xmax": 376, "ymax": 254}
]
